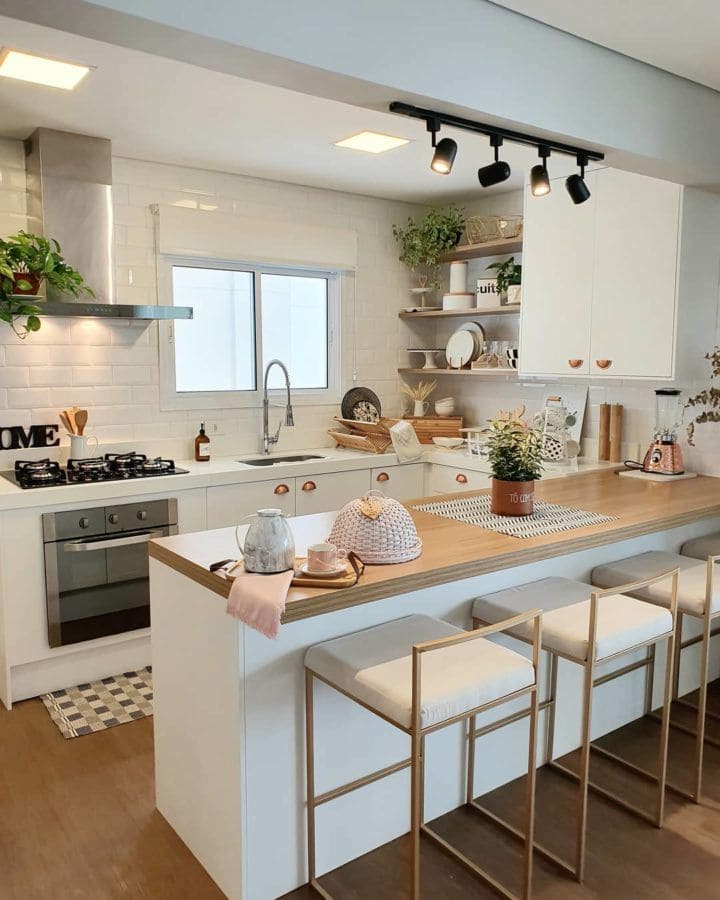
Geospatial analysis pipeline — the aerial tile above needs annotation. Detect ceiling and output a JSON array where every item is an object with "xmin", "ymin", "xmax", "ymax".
[
  {"xmin": 491, "ymin": 0, "xmax": 720, "ymax": 92},
  {"xmin": 0, "ymin": 16, "xmax": 547, "ymax": 204}
]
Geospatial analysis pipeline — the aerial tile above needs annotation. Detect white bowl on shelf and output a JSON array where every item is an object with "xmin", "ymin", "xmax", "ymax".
[{"xmin": 432, "ymin": 437, "xmax": 465, "ymax": 449}]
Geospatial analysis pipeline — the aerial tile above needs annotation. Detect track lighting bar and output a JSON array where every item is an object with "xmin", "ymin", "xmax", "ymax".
[{"xmin": 389, "ymin": 101, "xmax": 605, "ymax": 163}]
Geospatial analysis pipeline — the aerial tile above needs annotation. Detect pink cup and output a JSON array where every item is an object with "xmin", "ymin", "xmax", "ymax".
[{"xmin": 307, "ymin": 542, "xmax": 347, "ymax": 573}]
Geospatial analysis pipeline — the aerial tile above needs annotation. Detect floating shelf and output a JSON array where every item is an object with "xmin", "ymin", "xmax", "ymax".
[
  {"xmin": 439, "ymin": 237, "xmax": 522, "ymax": 262},
  {"xmin": 400, "ymin": 306, "xmax": 520, "ymax": 320},
  {"xmin": 399, "ymin": 367, "xmax": 518, "ymax": 379}
]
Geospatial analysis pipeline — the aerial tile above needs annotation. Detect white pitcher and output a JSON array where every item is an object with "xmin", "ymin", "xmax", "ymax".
[{"xmin": 236, "ymin": 508, "xmax": 295, "ymax": 574}]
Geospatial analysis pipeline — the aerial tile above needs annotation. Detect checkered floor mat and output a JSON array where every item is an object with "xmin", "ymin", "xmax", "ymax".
[{"xmin": 41, "ymin": 667, "xmax": 153, "ymax": 739}]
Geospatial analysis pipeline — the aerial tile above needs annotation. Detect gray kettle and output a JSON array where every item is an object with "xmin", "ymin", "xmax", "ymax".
[{"xmin": 236, "ymin": 508, "xmax": 295, "ymax": 574}]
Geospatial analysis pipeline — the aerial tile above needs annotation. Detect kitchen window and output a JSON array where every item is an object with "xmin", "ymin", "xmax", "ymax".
[{"xmin": 159, "ymin": 258, "xmax": 340, "ymax": 410}]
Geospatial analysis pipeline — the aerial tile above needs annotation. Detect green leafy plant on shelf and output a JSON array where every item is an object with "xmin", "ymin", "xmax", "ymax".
[
  {"xmin": 0, "ymin": 232, "xmax": 95, "ymax": 339},
  {"xmin": 486, "ymin": 255, "xmax": 522, "ymax": 295},
  {"xmin": 392, "ymin": 206, "xmax": 465, "ymax": 290},
  {"xmin": 685, "ymin": 347, "xmax": 720, "ymax": 445},
  {"xmin": 485, "ymin": 413, "xmax": 544, "ymax": 483}
]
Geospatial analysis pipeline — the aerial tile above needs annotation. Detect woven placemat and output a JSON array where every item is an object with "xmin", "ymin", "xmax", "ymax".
[
  {"xmin": 413, "ymin": 494, "xmax": 617, "ymax": 538},
  {"xmin": 41, "ymin": 667, "xmax": 153, "ymax": 739}
]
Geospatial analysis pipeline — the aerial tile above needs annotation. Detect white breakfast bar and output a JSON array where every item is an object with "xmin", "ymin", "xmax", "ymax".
[{"xmin": 148, "ymin": 471, "xmax": 720, "ymax": 899}]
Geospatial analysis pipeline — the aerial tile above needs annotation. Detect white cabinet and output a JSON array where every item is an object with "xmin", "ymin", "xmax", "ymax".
[
  {"xmin": 371, "ymin": 463, "xmax": 424, "ymax": 500},
  {"xmin": 295, "ymin": 469, "xmax": 370, "ymax": 517},
  {"xmin": 207, "ymin": 478, "xmax": 295, "ymax": 529},
  {"xmin": 519, "ymin": 167, "xmax": 682, "ymax": 379},
  {"xmin": 590, "ymin": 168, "xmax": 681, "ymax": 378},
  {"xmin": 427, "ymin": 465, "xmax": 491, "ymax": 495},
  {"xmin": 520, "ymin": 173, "xmax": 596, "ymax": 376}
]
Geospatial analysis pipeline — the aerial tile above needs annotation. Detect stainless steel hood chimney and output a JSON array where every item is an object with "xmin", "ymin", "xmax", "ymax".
[{"xmin": 24, "ymin": 128, "xmax": 192, "ymax": 320}]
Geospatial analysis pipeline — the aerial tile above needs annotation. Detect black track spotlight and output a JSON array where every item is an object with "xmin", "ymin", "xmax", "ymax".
[
  {"xmin": 530, "ymin": 146, "xmax": 551, "ymax": 197},
  {"xmin": 477, "ymin": 135, "xmax": 511, "ymax": 188},
  {"xmin": 431, "ymin": 137, "xmax": 457, "ymax": 174},
  {"xmin": 566, "ymin": 153, "xmax": 591, "ymax": 204}
]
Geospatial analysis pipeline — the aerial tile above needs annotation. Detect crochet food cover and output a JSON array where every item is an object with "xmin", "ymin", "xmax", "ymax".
[{"xmin": 328, "ymin": 491, "xmax": 422, "ymax": 564}]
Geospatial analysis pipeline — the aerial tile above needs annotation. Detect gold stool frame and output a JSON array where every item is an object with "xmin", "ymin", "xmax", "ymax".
[
  {"xmin": 305, "ymin": 610, "xmax": 543, "ymax": 900},
  {"xmin": 472, "ymin": 570, "xmax": 678, "ymax": 884}
]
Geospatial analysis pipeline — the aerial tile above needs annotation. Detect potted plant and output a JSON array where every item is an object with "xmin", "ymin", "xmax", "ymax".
[
  {"xmin": 486, "ymin": 255, "xmax": 522, "ymax": 305},
  {"xmin": 685, "ymin": 347, "xmax": 720, "ymax": 445},
  {"xmin": 392, "ymin": 206, "xmax": 465, "ymax": 291},
  {"xmin": 486, "ymin": 410, "xmax": 543, "ymax": 516},
  {"xmin": 0, "ymin": 231, "xmax": 94, "ymax": 339}
]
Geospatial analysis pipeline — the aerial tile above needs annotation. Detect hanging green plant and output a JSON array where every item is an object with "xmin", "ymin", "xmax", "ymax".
[
  {"xmin": 392, "ymin": 206, "xmax": 465, "ymax": 290},
  {"xmin": 0, "ymin": 232, "xmax": 94, "ymax": 339},
  {"xmin": 685, "ymin": 347, "xmax": 720, "ymax": 445}
]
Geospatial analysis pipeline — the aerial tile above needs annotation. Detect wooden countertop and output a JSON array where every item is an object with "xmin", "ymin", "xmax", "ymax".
[{"xmin": 148, "ymin": 470, "xmax": 720, "ymax": 623}]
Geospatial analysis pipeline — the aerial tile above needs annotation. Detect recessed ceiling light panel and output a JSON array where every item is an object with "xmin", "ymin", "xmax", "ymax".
[
  {"xmin": 334, "ymin": 131, "xmax": 410, "ymax": 154},
  {"xmin": 0, "ymin": 49, "xmax": 91, "ymax": 90}
]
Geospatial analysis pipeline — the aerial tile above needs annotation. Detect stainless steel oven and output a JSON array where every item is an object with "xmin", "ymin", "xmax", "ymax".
[{"xmin": 42, "ymin": 499, "xmax": 178, "ymax": 648}]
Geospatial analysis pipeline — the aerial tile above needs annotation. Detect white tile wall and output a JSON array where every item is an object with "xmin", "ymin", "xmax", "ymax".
[{"xmin": 0, "ymin": 144, "xmax": 419, "ymax": 459}]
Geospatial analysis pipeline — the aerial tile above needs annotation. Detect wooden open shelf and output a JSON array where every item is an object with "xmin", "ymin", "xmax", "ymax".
[
  {"xmin": 400, "ymin": 306, "xmax": 520, "ymax": 320},
  {"xmin": 399, "ymin": 367, "xmax": 518, "ymax": 379},
  {"xmin": 439, "ymin": 237, "xmax": 522, "ymax": 262}
]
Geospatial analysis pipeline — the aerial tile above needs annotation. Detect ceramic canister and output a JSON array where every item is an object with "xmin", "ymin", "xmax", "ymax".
[{"xmin": 449, "ymin": 261, "xmax": 469, "ymax": 293}]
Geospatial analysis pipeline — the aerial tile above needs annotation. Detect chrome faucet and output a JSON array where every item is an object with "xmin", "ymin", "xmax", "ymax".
[{"xmin": 262, "ymin": 359, "xmax": 294, "ymax": 454}]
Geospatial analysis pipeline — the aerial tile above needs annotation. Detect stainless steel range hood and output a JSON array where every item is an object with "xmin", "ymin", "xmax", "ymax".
[{"xmin": 24, "ymin": 128, "xmax": 192, "ymax": 321}]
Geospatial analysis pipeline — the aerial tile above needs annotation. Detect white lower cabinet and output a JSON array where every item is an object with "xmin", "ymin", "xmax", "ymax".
[
  {"xmin": 206, "ymin": 478, "xmax": 296, "ymax": 529},
  {"xmin": 427, "ymin": 464, "xmax": 491, "ymax": 495},
  {"xmin": 371, "ymin": 463, "xmax": 425, "ymax": 500},
  {"xmin": 295, "ymin": 469, "xmax": 370, "ymax": 516}
]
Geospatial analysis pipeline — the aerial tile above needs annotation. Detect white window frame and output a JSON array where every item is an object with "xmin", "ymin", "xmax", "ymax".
[{"xmin": 158, "ymin": 255, "xmax": 341, "ymax": 411}]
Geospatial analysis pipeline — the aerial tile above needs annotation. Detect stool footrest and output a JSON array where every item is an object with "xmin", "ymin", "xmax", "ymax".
[
  {"xmin": 309, "ymin": 877, "xmax": 335, "ymax": 900},
  {"xmin": 649, "ymin": 710, "xmax": 720, "ymax": 749},
  {"xmin": 314, "ymin": 757, "xmax": 412, "ymax": 807}
]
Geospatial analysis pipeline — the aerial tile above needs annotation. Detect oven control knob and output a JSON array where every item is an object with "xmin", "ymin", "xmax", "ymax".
[
  {"xmin": 137, "ymin": 510, "xmax": 147, "ymax": 521},
  {"xmin": 108, "ymin": 514, "xmax": 119, "ymax": 525},
  {"xmin": 79, "ymin": 517, "xmax": 90, "ymax": 529}
]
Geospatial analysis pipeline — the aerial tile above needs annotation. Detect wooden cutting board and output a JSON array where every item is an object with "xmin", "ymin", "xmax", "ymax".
[{"xmin": 224, "ymin": 558, "xmax": 359, "ymax": 589}]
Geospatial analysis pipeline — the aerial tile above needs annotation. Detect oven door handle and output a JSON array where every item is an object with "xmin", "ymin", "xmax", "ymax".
[{"xmin": 63, "ymin": 530, "xmax": 166, "ymax": 552}]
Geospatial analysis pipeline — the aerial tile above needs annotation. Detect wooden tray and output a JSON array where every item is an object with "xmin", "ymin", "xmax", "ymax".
[
  {"xmin": 226, "ymin": 558, "xmax": 359, "ymax": 589},
  {"xmin": 328, "ymin": 430, "xmax": 392, "ymax": 454},
  {"xmin": 401, "ymin": 415, "xmax": 463, "ymax": 444},
  {"xmin": 333, "ymin": 417, "xmax": 400, "ymax": 434}
]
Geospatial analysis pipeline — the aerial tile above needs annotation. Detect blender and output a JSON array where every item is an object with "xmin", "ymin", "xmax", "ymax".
[{"xmin": 628, "ymin": 389, "xmax": 685, "ymax": 475}]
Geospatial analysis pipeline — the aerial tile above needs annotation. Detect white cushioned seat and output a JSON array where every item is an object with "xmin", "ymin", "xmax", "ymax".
[
  {"xmin": 305, "ymin": 614, "xmax": 534, "ymax": 730},
  {"xmin": 473, "ymin": 577, "xmax": 672, "ymax": 662},
  {"xmin": 681, "ymin": 534, "xmax": 720, "ymax": 562},
  {"xmin": 592, "ymin": 551, "xmax": 719, "ymax": 617}
]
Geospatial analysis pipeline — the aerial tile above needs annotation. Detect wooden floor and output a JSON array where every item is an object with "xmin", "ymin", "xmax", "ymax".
[{"xmin": 2, "ymin": 688, "xmax": 720, "ymax": 899}]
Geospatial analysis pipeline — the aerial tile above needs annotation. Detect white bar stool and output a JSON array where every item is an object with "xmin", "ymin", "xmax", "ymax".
[
  {"xmin": 681, "ymin": 533, "xmax": 720, "ymax": 562},
  {"xmin": 304, "ymin": 611, "xmax": 542, "ymax": 900},
  {"xmin": 592, "ymin": 549, "xmax": 720, "ymax": 801},
  {"xmin": 472, "ymin": 573, "xmax": 678, "ymax": 883}
]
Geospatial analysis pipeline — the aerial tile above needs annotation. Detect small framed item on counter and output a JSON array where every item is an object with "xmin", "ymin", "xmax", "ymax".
[{"xmin": 476, "ymin": 278, "xmax": 502, "ymax": 308}]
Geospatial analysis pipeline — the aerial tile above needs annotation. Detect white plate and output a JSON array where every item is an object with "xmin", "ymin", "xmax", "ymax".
[
  {"xmin": 445, "ymin": 329, "xmax": 475, "ymax": 368},
  {"xmin": 298, "ymin": 561, "xmax": 348, "ymax": 578},
  {"xmin": 453, "ymin": 321, "xmax": 486, "ymax": 361}
]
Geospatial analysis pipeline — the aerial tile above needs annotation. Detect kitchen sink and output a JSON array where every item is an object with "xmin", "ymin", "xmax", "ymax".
[{"xmin": 238, "ymin": 454, "xmax": 326, "ymax": 466}]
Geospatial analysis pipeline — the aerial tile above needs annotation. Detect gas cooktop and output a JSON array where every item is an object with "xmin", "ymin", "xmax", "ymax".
[{"xmin": 2, "ymin": 453, "xmax": 190, "ymax": 489}]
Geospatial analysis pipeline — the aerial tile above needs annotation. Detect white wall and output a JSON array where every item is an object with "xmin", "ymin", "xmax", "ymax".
[{"xmin": 0, "ymin": 140, "xmax": 420, "ymax": 460}]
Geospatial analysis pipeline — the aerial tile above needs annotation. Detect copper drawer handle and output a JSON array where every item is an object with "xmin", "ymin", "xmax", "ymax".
[
  {"xmin": 274, "ymin": 484, "xmax": 290, "ymax": 495},
  {"xmin": 301, "ymin": 481, "xmax": 317, "ymax": 492},
  {"xmin": 456, "ymin": 473, "xmax": 468, "ymax": 484},
  {"xmin": 376, "ymin": 472, "xmax": 390, "ymax": 482},
  {"xmin": 568, "ymin": 359, "xmax": 584, "ymax": 369},
  {"xmin": 596, "ymin": 359, "xmax": 613, "ymax": 370}
]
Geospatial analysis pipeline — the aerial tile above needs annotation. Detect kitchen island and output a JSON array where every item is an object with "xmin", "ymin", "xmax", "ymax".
[{"xmin": 148, "ymin": 470, "xmax": 720, "ymax": 900}]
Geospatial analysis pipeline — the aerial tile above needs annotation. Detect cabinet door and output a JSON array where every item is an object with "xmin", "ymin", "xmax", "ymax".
[
  {"xmin": 427, "ymin": 465, "xmax": 491, "ymax": 494},
  {"xmin": 371, "ymin": 464, "xmax": 424, "ymax": 500},
  {"xmin": 295, "ymin": 469, "xmax": 370, "ymax": 516},
  {"xmin": 519, "ymin": 174, "xmax": 596, "ymax": 377},
  {"xmin": 206, "ymin": 479, "xmax": 295, "ymax": 529},
  {"xmin": 590, "ymin": 169, "xmax": 681, "ymax": 378}
]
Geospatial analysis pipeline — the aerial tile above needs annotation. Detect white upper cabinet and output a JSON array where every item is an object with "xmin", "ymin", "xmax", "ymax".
[
  {"xmin": 519, "ymin": 167, "xmax": 683, "ymax": 380},
  {"xmin": 589, "ymin": 169, "xmax": 681, "ymax": 378},
  {"xmin": 519, "ymin": 172, "xmax": 596, "ymax": 376}
]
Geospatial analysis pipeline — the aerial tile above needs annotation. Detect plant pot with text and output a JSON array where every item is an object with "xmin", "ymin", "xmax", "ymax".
[
  {"xmin": 491, "ymin": 478, "xmax": 535, "ymax": 516},
  {"xmin": 486, "ymin": 409, "xmax": 543, "ymax": 517}
]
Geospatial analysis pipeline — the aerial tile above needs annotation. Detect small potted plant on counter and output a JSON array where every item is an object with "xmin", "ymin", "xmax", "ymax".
[
  {"xmin": 486, "ymin": 407, "xmax": 543, "ymax": 516},
  {"xmin": 486, "ymin": 255, "xmax": 522, "ymax": 305},
  {"xmin": 392, "ymin": 206, "xmax": 465, "ymax": 291},
  {"xmin": 0, "ymin": 231, "xmax": 95, "ymax": 338}
]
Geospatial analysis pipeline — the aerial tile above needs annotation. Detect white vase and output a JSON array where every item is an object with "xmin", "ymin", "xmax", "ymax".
[
  {"xmin": 449, "ymin": 261, "xmax": 468, "ymax": 294},
  {"xmin": 413, "ymin": 400, "xmax": 429, "ymax": 417}
]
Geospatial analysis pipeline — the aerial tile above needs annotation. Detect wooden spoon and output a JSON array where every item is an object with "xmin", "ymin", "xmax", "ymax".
[
  {"xmin": 65, "ymin": 408, "xmax": 77, "ymax": 434},
  {"xmin": 59, "ymin": 411, "xmax": 74, "ymax": 434},
  {"xmin": 74, "ymin": 409, "xmax": 88, "ymax": 436}
]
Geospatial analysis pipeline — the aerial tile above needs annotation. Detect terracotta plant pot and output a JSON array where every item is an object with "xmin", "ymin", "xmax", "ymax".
[
  {"xmin": 11, "ymin": 272, "xmax": 42, "ymax": 296},
  {"xmin": 491, "ymin": 478, "xmax": 535, "ymax": 516}
]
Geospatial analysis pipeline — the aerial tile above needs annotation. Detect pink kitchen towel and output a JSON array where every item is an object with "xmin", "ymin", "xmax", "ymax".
[{"xmin": 225, "ymin": 569, "xmax": 294, "ymax": 639}]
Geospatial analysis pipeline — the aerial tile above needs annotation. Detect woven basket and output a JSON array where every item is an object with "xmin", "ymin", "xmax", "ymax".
[{"xmin": 328, "ymin": 491, "xmax": 422, "ymax": 564}]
